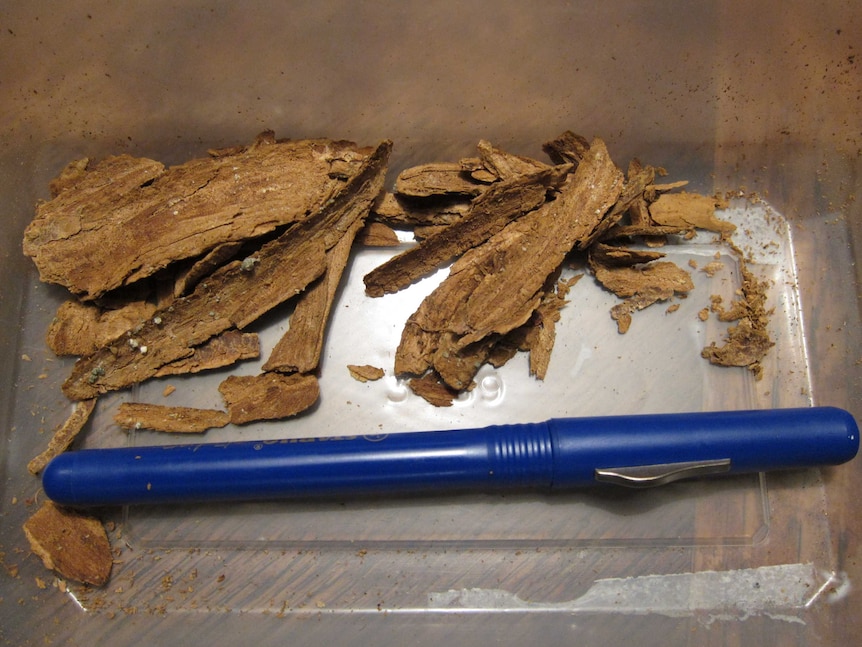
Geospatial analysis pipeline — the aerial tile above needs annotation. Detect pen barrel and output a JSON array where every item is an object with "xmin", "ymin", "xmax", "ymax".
[
  {"xmin": 42, "ymin": 407, "xmax": 858, "ymax": 507},
  {"xmin": 548, "ymin": 406, "xmax": 859, "ymax": 488},
  {"xmin": 42, "ymin": 422, "xmax": 555, "ymax": 507}
]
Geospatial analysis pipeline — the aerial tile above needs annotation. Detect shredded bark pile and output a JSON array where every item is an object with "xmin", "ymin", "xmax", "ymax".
[
  {"xmin": 24, "ymin": 132, "xmax": 391, "ymax": 438},
  {"xmin": 364, "ymin": 132, "xmax": 761, "ymax": 405},
  {"xmin": 23, "ymin": 129, "xmax": 770, "ymax": 422}
]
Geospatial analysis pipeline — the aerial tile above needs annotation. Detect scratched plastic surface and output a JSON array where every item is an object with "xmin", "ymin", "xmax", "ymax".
[{"xmin": 2, "ymin": 2, "xmax": 860, "ymax": 646}]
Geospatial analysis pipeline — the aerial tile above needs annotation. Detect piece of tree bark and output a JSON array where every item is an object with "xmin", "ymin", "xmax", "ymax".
[
  {"xmin": 27, "ymin": 399, "xmax": 97, "ymax": 475},
  {"xmin": 263, "ymin": 218, "xmax": 363, "ymax": 374},
  {"xmin": 590, "ymin": 260, "xmax": 695, "ymax": 300},
  {"xmin": 24, "ymin": 133, "xmax": 373, "ymax": 299},
  {"xmin": 394, "ymin": 162, "xmax": 487, "ymax": 198},
  {"xmin": 114, "ymin": 402, "xmax": 230, "ymax": 433},
  {"xmin": 153, "ymin": 330, "xmax": 260, "ymax": 377},
  {"xmin": 356, "ymin": 221, "xmax": 401, "ymax": 247},
  {"xmin": 589, "ymin": 243, "xmax": 665, "ymax": 267},
  {"xmin": 364, "ymin": 165, "xmax": 571, "ymax": 297},
  {"xmin": 23, "ymin": 502, "xmax": 112, "ymax": 587},
  {"xmin": 541, "ymin": 130, "xmax": 591, "ymax": 165},
  {"xmin": 347, "ymin": 364, "xmax": 385, "ymax": 382},
  {"xmin": 218, "ymin": 372, "xmax": 320, "ymax": 424},
  {"xmin": 371, "ymin": 192, "xmax": 471, "ymax": 228},
  {"xmin": 648, "ymin": 192, "xmax": 734, "ymax": 234},
  {"xmin": 408, "ymin": 372, "xmax": 458, "ymax": 407},
  {"xmin": 525, "ymin": 274, "xmax": 581, "ymax": 379},
  {"xmin": 474, "ymin": 140, "xmax": 551, "ymax": 180},
  {"xmin": 576, "ymin": 159, "xmax": 657, "ymax": 250},
  {"xmin": 590, "ymin": 258, "xmax": 695, "ymax": 333},
  {"xmin": 46, "ymin": 300, "xmax": 157, "ymax": 357},
  {"xmin": 172, "ymin": 241, "xmax": 245, "ymax": 297}
]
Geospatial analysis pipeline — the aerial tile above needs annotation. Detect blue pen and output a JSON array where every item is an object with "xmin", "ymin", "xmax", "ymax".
[{"xmin": 42, "ymin": 407, "xmax": 858, "ymax": 507}]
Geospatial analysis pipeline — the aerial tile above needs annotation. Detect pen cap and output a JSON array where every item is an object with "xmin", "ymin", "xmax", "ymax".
[{"xmin": 547, "ymin": 406, "xmax": 859, "ymax": 488}]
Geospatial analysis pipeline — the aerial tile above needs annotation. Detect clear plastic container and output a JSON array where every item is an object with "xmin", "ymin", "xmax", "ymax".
[{"xmin": 2, "ymin": 2, "xmax": 860, "ymax": 645}]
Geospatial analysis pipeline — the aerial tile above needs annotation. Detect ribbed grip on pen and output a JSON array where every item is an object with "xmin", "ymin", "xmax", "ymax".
[{"xmin": 488, "ymin": 422, "xmax": 555, "ymax": 486}]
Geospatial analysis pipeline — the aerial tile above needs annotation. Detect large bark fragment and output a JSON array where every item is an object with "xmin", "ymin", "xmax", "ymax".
[
  {"xmin": 218, "ymin": 372, "xmax": 320, "ymax": 424},
  {"xmin": 62, "ymin": 140, "xmax": 391, "ymax": 400},
  {"xmin": 364, "ymin": 165, "xmax": 571, "ymax": 297},
  {"xmin": 395, "ymin": 139, "xmax": 623, "ymax": 388},
  {"xmin": 61, "ymin": 239, "xmax": 324, "ymax": 400},
  {"xmin": 24, "ymin": 133, "xmax": 372, "ymax": 299}
]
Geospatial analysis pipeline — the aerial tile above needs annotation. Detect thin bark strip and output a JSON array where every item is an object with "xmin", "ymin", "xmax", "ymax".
[
  {"xmin": 114, "ymin": 402, "xmax": 231, "ymax": 433},
  {"xmin": 27, "ymin": 399, "xmax": 97, "ymax": 475},
  {"xmin": 394, "ymin": 162, "xmax": 486, "ymax": 198},
  {"xmin": 364, "ymin": 165, "xmax": 570, "ymax": 297},
  {"xmin": 153, "ymin": 330, "xmax": 260, "ymax": 377},
  {"xmin": 263, "ymin": 218, "xmax": 364, "ymax": 373}
]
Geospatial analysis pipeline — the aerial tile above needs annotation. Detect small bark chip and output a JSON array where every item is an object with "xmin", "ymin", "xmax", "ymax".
[
  {"xmin": 23, "ymin": 502, "xmax": 113, "ymax": 587},
  {"xmin": 218, "ymin": 372, "xmax": 320, "ymax": 425},
  {"xmin": 347, "ymin": 364, "xmax": 385, "ymax": 382}
]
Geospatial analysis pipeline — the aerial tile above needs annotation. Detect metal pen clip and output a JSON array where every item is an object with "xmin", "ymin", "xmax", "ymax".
[{"xmin": 594, "ymin": 458, "xmax": 732, "ymax": 488}]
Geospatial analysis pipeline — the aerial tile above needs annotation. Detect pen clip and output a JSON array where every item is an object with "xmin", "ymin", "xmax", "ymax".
[{"xmin": 594, "ymin": 458, "xmax": 732, "ymax": 488}]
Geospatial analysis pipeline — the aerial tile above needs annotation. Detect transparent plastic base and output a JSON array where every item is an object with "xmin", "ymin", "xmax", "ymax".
[{"xmin": 26, "ymin": 200, "xmax": 820, "ymax": 618}]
